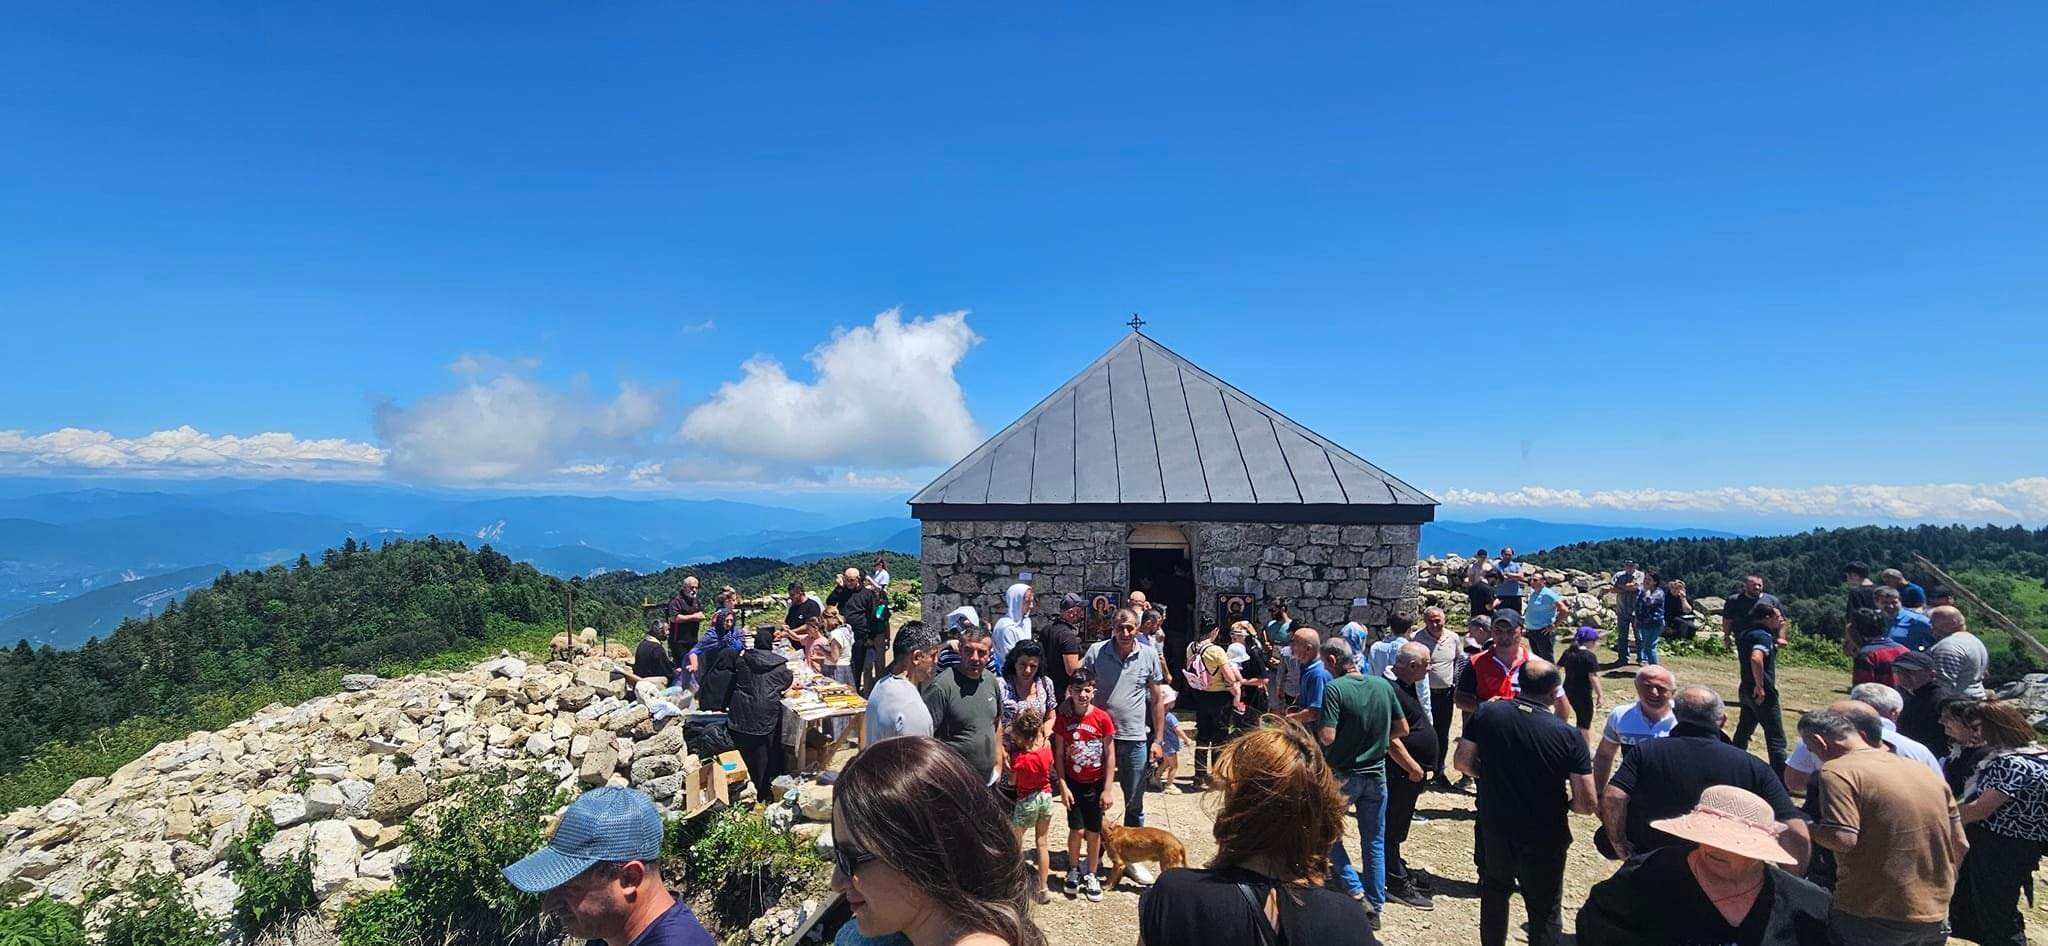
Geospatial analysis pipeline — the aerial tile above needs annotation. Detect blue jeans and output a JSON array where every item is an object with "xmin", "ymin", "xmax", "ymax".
[
  {"xmin": 1614, "ymin": 608, "xmax": 1635, "ymax": 660},
  {"xmin": 1638, "ymin": 621, "xmax": 1665, "ymax": 665},
  {"xmin": 1328, "ymin": 774, "xmax": 1387, "ymax": 909},
  {"xmin": 1114, "ymin": 739, "xmax": 1149, "ymax": 827}
]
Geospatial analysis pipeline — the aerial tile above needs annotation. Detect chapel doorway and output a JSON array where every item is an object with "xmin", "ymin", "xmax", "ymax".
[{"xmin": 1127, "ymin": 525, "xmax": 1195, "ymax": 690}]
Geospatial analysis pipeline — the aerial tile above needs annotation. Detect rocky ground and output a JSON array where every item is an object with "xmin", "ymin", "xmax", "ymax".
[{"xmin": 1033, "ymin": 653, "xmax": 2048, "ymax": 945}]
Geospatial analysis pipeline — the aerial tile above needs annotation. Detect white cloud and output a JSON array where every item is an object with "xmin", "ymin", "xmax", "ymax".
[
  {"xmin": 555, "ymin": 463, "xmax": 611, "ymax": 476},
  {"xmin": 679, "ymin": 308, "xmax": 982, "ymax": 468},
  {"xmin": 1439, "ymin": 477, "xmax": 2048, "ymax": 524},
  {"xmin": 680, "ymin": 320, "xmax": 716, "ymax": 335},
  {"xmin": 373, "ymin": 361, "xmax": 666, "ymax": 485},
  {"xmin": 0, "ymin": 426, "xmax": 387, "ymax": 478}
]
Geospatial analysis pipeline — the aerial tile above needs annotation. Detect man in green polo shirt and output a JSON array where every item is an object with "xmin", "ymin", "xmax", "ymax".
[{"xmin": 1318, "ymin": 636, "xmax": 1405, "ymax": 929}]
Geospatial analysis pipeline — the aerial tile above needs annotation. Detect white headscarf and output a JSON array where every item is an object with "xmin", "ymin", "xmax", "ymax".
[{"xmin": 992, "ymin": 583, "xmax": 1034, "ymax": 670}]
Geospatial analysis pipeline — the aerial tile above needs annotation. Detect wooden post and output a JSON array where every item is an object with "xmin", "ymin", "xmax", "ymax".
[{"xmin": 1909, "ymin": 553, "xmax": 2048, "ymax": 664}]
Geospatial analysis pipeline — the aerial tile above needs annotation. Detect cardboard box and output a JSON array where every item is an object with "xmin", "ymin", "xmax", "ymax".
[{"xmin": 718, "ymin": 750, "xmax": 748, "ymax": 785}]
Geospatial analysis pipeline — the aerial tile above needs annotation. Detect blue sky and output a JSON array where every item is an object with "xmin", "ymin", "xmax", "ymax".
[{"xmin": 3, "ymin": 5, "xmax": 2044, "ymax": 527}]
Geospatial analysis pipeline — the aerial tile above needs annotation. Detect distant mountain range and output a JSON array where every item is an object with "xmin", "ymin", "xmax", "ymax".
[
  {"xmin": 0, "ymin": 564, "xmax": 224, "ymax": 649},
  {"xmin": 0, "ymin": 477, "xmax": 1748, "ymax": 649}
]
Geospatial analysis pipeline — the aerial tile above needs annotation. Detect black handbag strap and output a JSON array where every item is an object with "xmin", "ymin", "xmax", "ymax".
[{"xmin": 1236, "ymin": 881, "xmax": 1281, "ymax": 946}]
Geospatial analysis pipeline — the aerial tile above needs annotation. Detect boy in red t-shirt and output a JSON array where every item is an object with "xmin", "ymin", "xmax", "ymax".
[{"xmin": 1052, "ymin": 668, "xmax": 1117, "ymax": 902}]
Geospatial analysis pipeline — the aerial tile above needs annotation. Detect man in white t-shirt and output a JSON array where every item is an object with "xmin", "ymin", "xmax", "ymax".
[
  {"xmin": 1591, "ymin": 665, "xmax": 1677, "ymax": 798},
  {"xmin": 865, "ymin": 623, "xmax": 942, "ymax": 746},
  {"xmin": 1783, "ymin": 686, "xmax": 1943, "ymax": 793}
]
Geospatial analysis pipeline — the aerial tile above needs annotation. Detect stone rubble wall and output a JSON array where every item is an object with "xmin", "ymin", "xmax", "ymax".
[
  {"xmin": 0, "ymin": 630, "xmax": 753, "ymax": 929},
  {"xmin": 919, "ymin": 519, "xmax": 1424, "ymax": 632},
  {"xmin": 1415, "ymin": 555, "xmax": 1726, "ymax": 633}
]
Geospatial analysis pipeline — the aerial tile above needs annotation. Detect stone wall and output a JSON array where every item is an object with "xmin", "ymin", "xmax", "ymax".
[{"xmin": 919, "ymin": 519, "xmax": 1423, "ymax": 632}]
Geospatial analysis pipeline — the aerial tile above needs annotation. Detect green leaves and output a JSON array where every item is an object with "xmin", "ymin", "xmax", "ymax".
[{"xmin": 0, "ymin": 897, "xmax": 85, "ymax": 946}]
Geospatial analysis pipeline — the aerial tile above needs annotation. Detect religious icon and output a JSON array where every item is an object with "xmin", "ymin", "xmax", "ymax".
[
  {"xmin": 1082, "ymin": 590, "xmax": 1121, "ymax": 644},
  {"xmin": 1217, "ymin": 593, "xmax": 1256, "ymax": 632}
]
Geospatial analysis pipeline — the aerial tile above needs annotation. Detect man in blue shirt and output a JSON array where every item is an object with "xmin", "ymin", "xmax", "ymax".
[
  {"xmin": 1523, "ymin": 573, "xmax": 1565, "ymax": 661},
  {"xmin": 505, "ymin": 788, "xmax": 715, "ymax": 946},
  {"xmin": 1286, "ymin": 626, "xmax": 1331, "ymax": 726},
  {"xmin": 1881, "ymin": 568, "xmax": 1928, "ymax": 610},
  {"xmin": 1878, "ymin": 587, "xmax": 1934, "ymax": 650}
]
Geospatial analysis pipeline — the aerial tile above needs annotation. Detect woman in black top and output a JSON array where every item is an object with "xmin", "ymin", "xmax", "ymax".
[
  {"xmin": 1138, "ymin": 721, "xmax": 1378, "ymax": 946},
  {"xmin": 726, "ymin": 626, "xmax": 793, "ymax": 803}
]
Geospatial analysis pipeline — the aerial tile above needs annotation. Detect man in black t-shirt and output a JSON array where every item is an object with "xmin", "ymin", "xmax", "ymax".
[
  {"xmin": 1720, "ymin": 574, "xmax": 1782, "ymax": 646},
  {"xmin": 1385, "ymin": 642, "xmax": 1438, "ymax": 909},
  {"xmin": 1843, "ymin": 562, "xmax": 1879, "ymax": 620},
  {"xmin": 1892, "ymin": 651, "xmax": 1962, "ymax": 757},
  {"xmin": 1452, "ymin": 659, "xmax": 1592, "ymax": 946},
  {"xmin": 824, "ymin": 568, "xmax": 878, "ymax": 687},
  {"xmin": 666, "ymin": 576, "xmax": 704, "ymax": 673},
  {"xmin": 1602, "ymin": 684, "xmax": 1809, "ymax": 866},
  {"xmin": 634, "ymin": 623, "xmax": 676, "ymax": 684},
  {"xmin": 783, "ymin": 582, "xmax": 822, "ymax": 631},
  {"xmin": 1042, "ymin": 593, "xmax": 1086, "ymax": 699}
]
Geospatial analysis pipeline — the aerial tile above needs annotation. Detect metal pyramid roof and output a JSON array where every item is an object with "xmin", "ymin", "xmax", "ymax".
[{"xmin": 910, "ymin": 332, "xmax": 1437, "ymax": 524}]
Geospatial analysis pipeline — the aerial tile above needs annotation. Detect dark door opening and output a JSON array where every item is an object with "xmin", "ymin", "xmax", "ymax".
[{"xmin": 1129, "ymin": 547, "xmax": 1196, "ymax": 690}]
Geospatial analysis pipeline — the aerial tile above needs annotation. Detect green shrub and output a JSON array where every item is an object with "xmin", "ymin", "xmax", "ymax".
[
  {"xmin": 0, "ymin": 896, "xmax": 85, "ymax": 946},
  {"xmin": 225, "ymin": 813, "xmax": 315, "ymax": 939},
  {"xmin": 334, "ymin": 889, "xmax": 421, "ymax": 946},
  {"xmin": 95, "ymin": 871, "xmax": 221, "ymax": 946},
  {"xmin": 336, "ymin": 770, "xmax": 564, "ymax": 946},
  {"xmin": 673, "ymin": 806, "xmax": 827, "ymax": 931}
]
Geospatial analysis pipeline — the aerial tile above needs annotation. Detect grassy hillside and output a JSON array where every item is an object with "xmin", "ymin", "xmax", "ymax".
[{"xmin": 0, "ymin": 540, "xmax": 912, "ymax": 812}]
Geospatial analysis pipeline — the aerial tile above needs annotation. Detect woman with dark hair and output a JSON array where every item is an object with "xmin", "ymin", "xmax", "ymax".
[
  {"xmin": 727, "ymin": 625, "xmax": 792, "ymax": 803},
  {"xmin": 1940, "ymin": 699, "xmax": 1993, "ymax": 799},
  {"xmin": 830, "ymin": 736, "xmax": 1048, "ymax": 946},
  {"xmin": 1951, "ymin": 700, "xmax": 2048, "ymax": 946},
  {"xmin": 1139, "ymin": 720, "xmax": 1378, "ymax": 946},
  {"xmin": 1000, "ymin": 639, "xmax": 1057, "ymax": 735}
]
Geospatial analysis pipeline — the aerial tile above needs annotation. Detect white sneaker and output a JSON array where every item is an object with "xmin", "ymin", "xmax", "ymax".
[{"xmin": 1125, "ymin": 862, "xmax": 1156, "ymax": 885}]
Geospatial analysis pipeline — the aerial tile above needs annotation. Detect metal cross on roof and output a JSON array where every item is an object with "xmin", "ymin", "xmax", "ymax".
[{"xmin": 1127, "ymin": 313, "xmax": 1146, "ymax": 331}]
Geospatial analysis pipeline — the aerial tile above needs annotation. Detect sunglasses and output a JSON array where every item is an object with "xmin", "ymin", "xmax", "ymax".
[{"xmin": 834, "ymin": 838, "xmax": 878, "ymax": 879}]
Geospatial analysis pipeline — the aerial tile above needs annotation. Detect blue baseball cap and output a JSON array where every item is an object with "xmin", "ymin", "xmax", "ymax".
[{"xmin": 502, "ymin": 787, "xmax": 665, "ymax": 893}]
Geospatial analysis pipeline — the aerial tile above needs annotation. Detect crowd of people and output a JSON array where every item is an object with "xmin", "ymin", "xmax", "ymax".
[{"xmin": 508, "ymin": 552, "xmax": 2045, "ymax": 946}]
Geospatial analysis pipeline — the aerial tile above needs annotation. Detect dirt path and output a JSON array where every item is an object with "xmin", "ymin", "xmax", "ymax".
[{"xmin": 1026, "ymin": 655, "xmax": 2048, "ymax": 945}]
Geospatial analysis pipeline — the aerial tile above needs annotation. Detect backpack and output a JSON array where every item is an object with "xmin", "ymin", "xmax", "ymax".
[{"xmin": 1185, "ymin": 642, "xmax": 1215, "ymax": 691}]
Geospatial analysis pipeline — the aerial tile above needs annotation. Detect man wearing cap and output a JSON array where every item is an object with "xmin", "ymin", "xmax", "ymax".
[
  {"xmin": 1881, "ymin": 567, "xmax": 1928, "ymax": 611},
  {"xmin": 1577, "ymin": 785, "xmax": 1831, "ymax": 945},
  {"xmin": 1600, "ymin": 685, "xmax": 1809, "ymax": 867},
  {"xmin": 1891, "ymin": 650, "xmax": 1963, "ymax": 758},
  {"xmin": 1611, "ymin": 559, "xmax": 1644, "ymax": 665},
  {"xmin": 504, "ymin": 787, "xmax": 715, "ymax": 946},
  {"xmin": 1453, "ymin": 610, "xmax": 1570, "ymax": 721},
  {"xmin": 1042, "ymin": 593, "xmax": 1086, "ymax": 699}
]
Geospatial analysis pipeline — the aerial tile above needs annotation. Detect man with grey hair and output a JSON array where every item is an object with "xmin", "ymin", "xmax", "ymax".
[
  {"xmin": 1801, "ymin": 706, "xmax": 1967, "ymax": 944},
  {"xmin": 865, "ymin": 621, "xmax": 942, "ymax": 745},
  {"xmin": 1783, "ymin": 691, "xmax": 1942, "ymax": 793},
  {"xmin": 1317, "ymin": 635, "xmax": 1405, "ymax": 921},
  {"xmin": 1083, "ymin": 607, "xmax": 1168, "ymax": 831},
  {"xmin": 1600, "ymin": 685, "xmax": 1808, "ymax": 866},
  {"xmin": 1414, "ymin": 606, "xmax": 1462, "ymax": 784},
  {"xmin": 1384, "ymin": 641, "xmax": 1439, "ymax": 908},
  {"xmin": 1927, "ymin": 605, "xmax": 1988, "ymax": 698}
]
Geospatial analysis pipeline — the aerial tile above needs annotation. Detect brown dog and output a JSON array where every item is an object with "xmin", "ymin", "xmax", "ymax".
[{"xmin": 1099, "ymin": 819, "xmax": 1186, "ymax": 891}]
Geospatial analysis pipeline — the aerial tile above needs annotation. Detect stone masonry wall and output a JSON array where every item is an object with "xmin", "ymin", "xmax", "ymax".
[{"xmin": 920, "ymin": 519, "xmax": 1423, "ymax": 632}]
